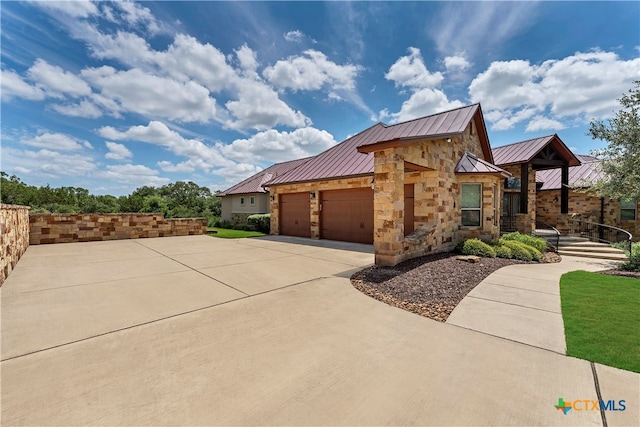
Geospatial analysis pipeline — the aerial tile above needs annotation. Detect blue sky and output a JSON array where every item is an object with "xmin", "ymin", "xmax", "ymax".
[{"xmin": 1, "ymin": 1, "xmax": 638, "ymax": 195}]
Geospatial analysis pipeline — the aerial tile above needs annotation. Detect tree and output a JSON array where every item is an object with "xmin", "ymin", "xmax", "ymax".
[{"xmin": 589, "ymin": 80, "xmax": 640, "ymax": 200}]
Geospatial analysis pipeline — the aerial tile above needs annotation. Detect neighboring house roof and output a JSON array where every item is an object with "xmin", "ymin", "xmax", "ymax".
[
  {"xmin": 536, "ymin": 155, "xmax": 604, "ymax": 190},
  {"xmin": 265, "ymin": 123, "xmax": 383, "ymax": 186},
  {"xmin": 492, "ymin": 134, "xmax": 581, "ymax": 167},
  {"xmin": 356, "ymin": 104, "xmax": 494, "ymax": 163},
  {"xmin": 219, "ymin": 157, "xmax": 312, "ymax": 196},
  {"xmin": 268, "ymin": 104, "xmax": 494, "ymax": 186},
  {"xmin": 455, "ymin": 152, "xmax": 511, "ymax": 177}
]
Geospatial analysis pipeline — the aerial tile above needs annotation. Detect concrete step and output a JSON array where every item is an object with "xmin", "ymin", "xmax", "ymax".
[
  {"xmin": 557, "ymin": 245, "xmax": 626, "ymax": 254},
  {"xmin": 558, "ymin": 250, "xmax": 628, "ymax": 261}
]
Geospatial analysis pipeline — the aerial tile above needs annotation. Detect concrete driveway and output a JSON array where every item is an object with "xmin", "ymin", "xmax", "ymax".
[{"xmin": 1, "ymin": 235, "xmax": 638, "ymax": 426}]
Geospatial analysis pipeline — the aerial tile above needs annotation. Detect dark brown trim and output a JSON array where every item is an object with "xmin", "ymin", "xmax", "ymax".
[
  {"xmin": 520, "ymin": 163, "xmax": 529, "ymax": 214},
  {"xmin": 356, "ymin": 133, "xmax": 460, "ymax": 153},
  {"xmin": 404, "ymin": 161, "xmax": 433, "ymax": 171},
  {"xmin": 561, "ymin": 164, "xmax": 569, "ymax": 214},
  {"xmin": 267, "ymin": 173, "xmax": 373, "ymax": 188}
]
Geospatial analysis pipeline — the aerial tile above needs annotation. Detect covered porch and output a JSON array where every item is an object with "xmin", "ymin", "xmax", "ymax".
[{"xmin": 492, "ymin": 134, "xmax": 581, "ymax": 235}]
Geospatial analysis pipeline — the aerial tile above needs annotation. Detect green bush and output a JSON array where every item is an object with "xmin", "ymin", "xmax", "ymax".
[
  {"xmin": 619, "ymin": 253, "xmax": 640, "ymax": 272},
  {"xmin": 499, "ymin": 240, "xmax": 543, "ymax": 261},
  {"xmin": 247, "ymin": 213, "xmax": 271, "ymax": 233},
  {"xmin": 458, "ymin": 238, "xmax": 496, "ymax": 258},
  {"xmin": 500, "ymin": 232, "xmax": 547, "ymax": 252},
  {"xmin": 494, "ymin": 244, "xmax": 513, "ymax": 259}
]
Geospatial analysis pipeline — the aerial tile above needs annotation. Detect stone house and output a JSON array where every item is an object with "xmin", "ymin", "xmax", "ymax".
[
  {"xmin": 219, "ymin": 157, "xmax": 311, "ymax": 225},
  {"xmin": 222, "ymin": 103, "xmax": 637, "ymax": 266}
]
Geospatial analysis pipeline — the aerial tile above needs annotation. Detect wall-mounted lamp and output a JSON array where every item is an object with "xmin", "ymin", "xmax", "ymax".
[
  {"xmin": 553, "ymin": 196, "xmax": 559, "ymax": 203},
  {"xmin": 310, "ymin": 191, "xmax": 316, "ymax": 199},
  {"xmin": 270, "ymin": 195, "xmax": 275, "ymax": 201},
  {"xmin": 370, "ymin": 177, "xmax": 375, "ymax": 189},
  {"xmin": 446, "ymin": 138, "xmax": 452, "ymax": 143}
]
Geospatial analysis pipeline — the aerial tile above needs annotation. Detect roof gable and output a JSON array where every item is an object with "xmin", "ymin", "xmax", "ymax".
[
  {"xmin": 492, "ymin": 134, "xmax": 581, "ymax": 168},
  {"xmin": 536, "ymin": 155, "xmax": 604, "ymax": 190},
  {"xmin": 455, "ymin": 152, "xmax": 511, "ymax": 177}
]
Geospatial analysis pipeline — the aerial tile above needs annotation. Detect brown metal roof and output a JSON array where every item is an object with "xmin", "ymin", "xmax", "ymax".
[
  {"xmin": 265, "ymin": 123, "xmax": 384, "ymax": 185},
  {"xmin": 356, "ymin": 104, "xmax": 493, "ymax": 162},
  {"xmin": 219, "ymin": 156, "xmax": 312, "ymax": 196},
  {"xmin": 536, "ymin": 155, "xmax": 604, "ymax": 190},
  {"xmin": 455, "ymin": 152, "xmax": 511, "ymax": 177},
  {"xmin": 491, "ymin": 134, "xmax": 581, "ymax": 167}
]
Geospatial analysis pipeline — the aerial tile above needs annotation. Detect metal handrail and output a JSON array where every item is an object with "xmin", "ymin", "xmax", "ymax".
[
  {"xmin": 567, "ymin": 218, "xmax": 633, "ymax": 253},
  {"xmin": 532, "ymin": 220, "xmax": 560, "ymax": 250}
]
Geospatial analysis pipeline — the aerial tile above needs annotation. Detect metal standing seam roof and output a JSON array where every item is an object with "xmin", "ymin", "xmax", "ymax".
[
  {"xmin": 219, "ymin": 156, "xmax": 312, "ymax": 196},
  {"xmin": 454, "ymin": 152, "xmax": 512, "ymax": 177},
  {"xmin": 267, "ymin": 104, "xmax": 493, "ymax": 186},
  {"xmin": 536, "ymin": 155, "xmax": 604, "ymax": 190},
  {"xmin": 491, "ymin": 134, "xmax": 581, "ymax": 167}
]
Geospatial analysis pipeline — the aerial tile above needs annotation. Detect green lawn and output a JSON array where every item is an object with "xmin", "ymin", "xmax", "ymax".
[
  {"xmin": 560, "ymin": 270, "xmax": 640, "ymax": 373},
  {"xmin": 206, "ymin": 227, "xmax": 266, "ymax": 239}
]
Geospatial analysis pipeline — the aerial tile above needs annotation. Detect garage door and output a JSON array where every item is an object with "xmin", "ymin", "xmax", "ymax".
[
  {"xmin": 280, "ymin": 192, "xmax": 310, "ymax": 238},
  {"xmin": 321, "ymin": 188, "xmax": 373, "ymax": 244}
]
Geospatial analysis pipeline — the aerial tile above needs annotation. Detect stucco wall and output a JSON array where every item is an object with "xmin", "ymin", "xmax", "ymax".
[
  {"xmin": 1, "ymin": 204, "xmax": 31, "ymax": 286},
  {"xmin": 29, "ymin": 213, "xmax": 206, "ymax": 245},
  {"xmin": 221, "ymin": 193, "xmax": 269, "ymax": 224},
  {"xmin": 537, "ymin": 189, "xmax": 639, "ymax": 240}
]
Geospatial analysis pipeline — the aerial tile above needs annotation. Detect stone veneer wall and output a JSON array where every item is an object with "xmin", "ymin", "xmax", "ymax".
[
  {"xmin": 1, "ymin": 204, "xmax": 31, "ymax": 286},
  {"xmin": 502, "ymin": 164, "xmax": 536, "ymax": 233},
  {"xmin": 29, "ymin": 213, "xmax": 207, "ymax": 245},
  {"xmin": 537, "ymin": 189, "xmax": 639, "ymax": 240}
]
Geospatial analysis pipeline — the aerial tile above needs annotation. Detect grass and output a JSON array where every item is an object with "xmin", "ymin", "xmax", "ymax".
[
  {"xmin": 560, "ymin": 270, "xmax": 640, "ymax": 373},
  {"xmin": 206, "ymin": 227, "xmax": 266, "ymax": 239}
]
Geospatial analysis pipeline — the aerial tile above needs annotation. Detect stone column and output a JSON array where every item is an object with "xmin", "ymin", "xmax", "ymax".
[{"xmin": 373, "ymin": 148, "xmax": 405, "ymax": 266}]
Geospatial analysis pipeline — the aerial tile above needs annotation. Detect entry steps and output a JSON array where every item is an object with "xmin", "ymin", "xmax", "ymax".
[{"xmin": 556, "ymin": 236, "xmax": 628, "ymax": 261}]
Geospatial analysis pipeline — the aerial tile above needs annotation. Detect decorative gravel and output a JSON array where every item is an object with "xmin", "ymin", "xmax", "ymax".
[
  {"xmin": 597, "ymin": 269, "xmax": 640, "ymax": 279},
  {"xmin": 351, "ymin": 252, "xmax": 561, "ymax": 322}
]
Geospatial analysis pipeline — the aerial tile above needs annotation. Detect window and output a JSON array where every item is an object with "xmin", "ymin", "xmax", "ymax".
[
  {"xmin": 621, "ymin": 199, "xmax": 637, "ymax": 221},
  {"xmin": 240, "ymin": 197, "xmax": 245, "ymax": 206},
  {"xmin": 250, "ymin": 196, "xmax": 256, "ymax": 206},
  {"xmin": 461, "ymin": 183, "xmax": 482, "ymax": 227}
]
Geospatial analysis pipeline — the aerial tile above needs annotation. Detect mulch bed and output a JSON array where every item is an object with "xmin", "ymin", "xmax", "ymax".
[
  {"xmin": 351, "ymin": 251, "xmax": 561, "ymax": 322},
  {"xmin": 597, "ymin": 269, "xmax": 640, "ymax": 279}
]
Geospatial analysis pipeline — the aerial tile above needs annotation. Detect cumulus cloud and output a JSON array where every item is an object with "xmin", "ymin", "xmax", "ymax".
[
  {"xmin": 32, "ymin": 0, "xmax": 99, "ymax": 18},
  {"xmin": 469, "ymin": 50, "xmax": 640, "ymax": 131},
  {"xmin": 444, "ymin": 55, "xmax": 471, "ymax": 72},
  {"xmin": 105, "ymin": 141, "xmax": 133, "ymax": 161},
  {"xmin": 95, "ymin": 164, "xmax": 170, "ymax": 187},
  {"xmin": 51, "ymin": 100, "xmax": 103, "ymax": 118},
  {"xmin": 27, "ymin": 59, "xmax": 92, "ymax": 98},
  {"xmin": 20, "ymin": 132, "xmax": 92, "ymax": 151},
  {"xmin": 264, "ymin": 50, "xmax": 361, "ymax": 94},
  {"xmin": 283, "ymin": 30, "xmax": 304, "ymax": 42},
  {"xmin": 380, "ymin": 89, "xmax": 465, "ymax": 124},
  {"xmin": 219, "ymin": 127, "xmax": 337, "ymax": 163},
  {"xmin": 2, "ymin": 147, "xmax": 96, "ymax": 178},
  {"xmin": 385, "ymin": 47, "xmax": 443, "ymax": 89},
  {"xmin": 1, "ymin": 70, "xmax": 45, "ymax": 101}
]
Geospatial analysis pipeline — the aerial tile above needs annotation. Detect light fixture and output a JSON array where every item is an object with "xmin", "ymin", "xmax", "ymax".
[
  {"xmin": 310, "ymin": 191, "xmax": 316, "ymax": 199},
  {"xmin": 446, "ymin": 138, "xmax": 452, "ymax": 143},
  {"xmin": 270, "ymin": 195, "xmax": 275, "ymax": 201},
  {"xmin": 370, "ymin": 177, "xmax": 375, "ymax": 189}
]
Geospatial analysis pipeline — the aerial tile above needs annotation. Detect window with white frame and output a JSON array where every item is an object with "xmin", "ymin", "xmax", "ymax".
[
  {"xmin": 250, "ymin": 196, "xmax": 256, "ymax": 206},
  {"xmin": 240, "ymin": 197, "xmax": 245, "ymax": 206},
  {"xmin": 621, "ymin": 199, "xmax": 637, "ymax": 220},
  {"xmin": 461, "ymin": 183, "xmax": 482, "ymax": 227}
]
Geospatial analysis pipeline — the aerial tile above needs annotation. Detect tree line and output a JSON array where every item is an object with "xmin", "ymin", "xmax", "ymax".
[{"xmin": 0, "ymin": 173, "xmax": 221, "ymax": 225}]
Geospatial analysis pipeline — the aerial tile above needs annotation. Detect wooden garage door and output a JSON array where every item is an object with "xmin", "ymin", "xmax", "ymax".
[
  {"xmin": 321, "ymin": 188, "xmax": 373, "ymax": 244},
  {"xmin": 280, "ymin": 192, "xmax": 310, "ymax": 238}
]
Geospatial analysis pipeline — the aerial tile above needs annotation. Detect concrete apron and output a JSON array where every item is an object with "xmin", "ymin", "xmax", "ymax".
[
  {"xmin": 447, "ymin": 255, "xmax": 622, "ymax": 354},
  {"xmin": 2, "ymin": 236, "xmax": 638, "ymax": 426}
]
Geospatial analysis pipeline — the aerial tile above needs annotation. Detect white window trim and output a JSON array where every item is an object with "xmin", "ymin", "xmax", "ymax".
[
  {"xmin": 240, "ymin": 197, "xmax": 245, "ymax": 206},
  {"xmin": 250, "ymin": 196, "xmax": 256, "ymax": 206},
  {"xmin": 461, "ymin": 183, "xmax": 482, "ymax": 227}
]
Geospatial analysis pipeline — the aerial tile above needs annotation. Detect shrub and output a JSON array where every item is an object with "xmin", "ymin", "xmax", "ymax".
[
  {"xmin": 494, "ymin": 244, "xmax": 513, "ymax": 259},
  {"xmin": 499, "ymin": 240, "xmax": 543, "ymax": 262},
  {"xmin": 500, "ymin": 232, "xmax": 547, "ymax": 252},
  {"xmin": 458, "ymin": 238, "xmax": 496, "ymax": 258},
  {"xmin": 619, "ymin": 253, "xmax": 640, "ymax": 272},
  {"xmin": 247, "ymin": 213, "xmax": 270, "ymax": 233},
  {"xmin": 232, "ymin": 224, "xmax": 245, "ymax": 230}
]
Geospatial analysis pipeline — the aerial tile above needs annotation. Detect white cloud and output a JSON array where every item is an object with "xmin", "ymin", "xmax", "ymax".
[
  {"xmin": 264, "ymin": 50, "xmax": 361, "ymax": 92},
  {"xmin": 284, "ymin": 30, "xmax": 304, "ymax": 42},
  {"xmin": 385, "ymin": 47, "xmax": 443, "ymax": 89},
  {"xmin": 96, "ymin": 164, "xmax": 170, "ymax": 187},
  {"xmin": 81, "ymin": 66, "xmax": 219, "ymax": 123},
  {"xmin": 112, "ymin": 0, "xmax": 161, "ymax": 34},
  {"xmin": 235, "ymin": 43, "xmax": 259, "ymax": 78},
  {"xmin": 383, "ymin": 89, "xmax": 465, "ymax": 123},
  {"xmin": 20, "ymin": 132, "xmax": 91, "ymax": 151},
  {"xmin": 525, "ymin": 116, "xmax": 565, "ymax": 132},
  {"xmin": 469, "ymin": 50, "xmax": 640, "ymax": 131},
  {"xmin": 3, "ymin": 147, "xmax": 97, "ymax": 178},
  {"xmin": 444, "ymin": 55, "xmax": 471, "ymax": 72},
  {"xmin": 51, "ymin": 100, "xmax": 103, "ymax": 118},
  {"xmin": 489, "ymin": 108, "xmax": 537, "ymax": 131},
  {"xmin": 220, "ymin": 127, "xmax": 337, "ymax": 163},
  {"xmin": 27, "ymin": 59, "xmax": 92, "ymax": 98},
  {"xmin": 105, "ymin": 141, "xmax": 133, "ymax": 161},
  {"xmin": 0, "ymin": 70, "xmax": 45, "ymax": 101},
  {"xmin": 32, "ymin": 0, "xmax": 98, "ymax": 18}
]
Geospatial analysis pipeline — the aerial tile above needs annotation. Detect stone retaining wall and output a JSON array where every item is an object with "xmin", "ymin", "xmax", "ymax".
[
  {"xmin": 29, "ymin": 213, "xmax": 207, "ymax": 245},
  {"xmin": 1, "ymin": 204, "xmax": 31, "ymax": 286}
]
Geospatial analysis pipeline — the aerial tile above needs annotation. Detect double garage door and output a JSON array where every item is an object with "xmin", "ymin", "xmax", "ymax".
[{"xmin": 279, "ymin": 188, "xmax": 373, "ymax": 244}]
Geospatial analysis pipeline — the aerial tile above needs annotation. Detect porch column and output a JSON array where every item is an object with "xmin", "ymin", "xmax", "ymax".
[
  {"xmin": 519, "ymin": 163, "xmax": 528, "ymax": 213},
  {"xmin": 561, "ymin": 163, "xmax": 569, "ymax": 214}
]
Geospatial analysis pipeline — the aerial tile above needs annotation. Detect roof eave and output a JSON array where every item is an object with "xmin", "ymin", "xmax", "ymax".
[
  {"xmin": 357, "ymin": 132, "xmax": 463, "ymax": 153},
  {"xmin": 267, "ymin": 172, "xmax": 374, "ymax": 187}
]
